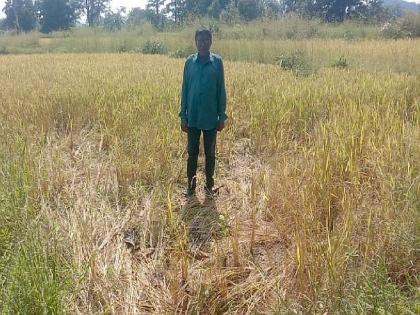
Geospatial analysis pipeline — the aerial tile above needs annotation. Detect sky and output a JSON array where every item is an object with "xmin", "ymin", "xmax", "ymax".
[
  {"xmin": 109, "ymin": 0, "xmax": 148, "ymax": 11},
  {"xmin": 0, "ymin": 0, "xmax": 149, "ymax": 18},
  {"xmin": 1, "ymin": 0, "xmax": 419, "ymax": 19}
]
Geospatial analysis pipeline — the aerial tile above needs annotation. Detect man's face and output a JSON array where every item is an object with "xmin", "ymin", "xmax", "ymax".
[{"xmin": 195, "ymin": 34, "xmax": 212, "ymax": 54}]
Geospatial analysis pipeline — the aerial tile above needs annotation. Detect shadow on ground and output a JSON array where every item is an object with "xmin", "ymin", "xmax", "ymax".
[{"xmin": 179, "ymin": 195, "xmax": 227, "ymax": 245}]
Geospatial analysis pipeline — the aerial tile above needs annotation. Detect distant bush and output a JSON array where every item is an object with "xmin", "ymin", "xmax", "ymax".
[
  {"xmin": 381, "ymin": 22, "xmax": 404, "ymax": 39},
  {"xmin": 399, "ymin": 13, "xmax": 420, "ymax": 38},
  {"xmin": 331, "ymin": 56, "xmax": 349, "ymax": 69},
  {"xmin": 142, "ymin": 40, "xmax": 167, "ymax": 55},
  {"xmin": 343, "ymin": 29, "xmax": 356, "ymax": 40},
  {"xmin": 103, "ymin": 12, "xmax": 125, "ymax": 32},
  {"xmin": 275, "ymin": 49, "xmax": 311, "ymax": 74},
  {"xmin": 220, "ymin": 3, "xmax": 240, "ymax": 25},
  {"xmin": 169, "ymin": 46, "xmax": 194, "ymax": 59},
  {"xmin": 126, "ymin": 8, "xmax": 154, "ymax": 28},
  {"xmin": 209, "ymin": 22, "xmax": 221, "ymax": 35},
  {"xmin": 116, "ymin": 41, "xmax": 128, "ymax": 53},
  {"xmin": 381, "ymin": 13, "xmax": 420, "ymax": 39}
]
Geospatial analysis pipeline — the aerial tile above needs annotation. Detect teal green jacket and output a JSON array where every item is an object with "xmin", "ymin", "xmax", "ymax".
[{"xmin": 179, "ymin": 52, "xmax": 227, "ymax": 130}]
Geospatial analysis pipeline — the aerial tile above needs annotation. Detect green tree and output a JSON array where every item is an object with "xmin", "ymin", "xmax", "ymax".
[
  {"xmin": 315, "ymin": 0, "xmax": 361, "ymax": 22},
  {"xmin": 2, "ymin": 0, "xmax": 37, "ymax": 32},
  {"xmin": 282, "ymin": 0, "xmax": 388, "ymax": 22},
  {"xmin": 206, "ymin": 0, "xmax": 231, "ymax": 18},
  {"xmin": 184, "ymin": 0, "xmax": 198, "ymax": 15},
  {"xmin": 238, "ymin": 0, "xmax": 262, "ymax": 20},
  {"xmin": 196, "ymin": 0, "xmax": 212, "ymax": 15},
  {"xmin": 147, "ymin": 0, "xmax": 165, "ymax": 27},
  {"xmin": 185, "ymin": 0, "xmax": 218, "ymax": 16},
  {"xmin": 103, "ymin": 7, "xmax": 125, "ymax": 31},
  {"xmin": 37, "ymin": 0, "xmax": 80, "ymax": 33},
  {"xmin": 126, "ymin": 7, "xmax": 154, "ymax": 26},
  {"xmin": 147, "ymin": 0, "xmax": 164, "ymax": 15},
  {"xmin": 281, "ymin": 0, "xmax": 310, "ymax": 16},
  {"xmin": 220, "ymin": 1, "xmax": 240, "ymax": 23},
  {"xmin": 83, "ymin": 0, "xmax": 109, "ymax": 26},
  {"xmin": 165, "ymin": 0, "xmax": 187, "ymax": 23},
  {"xmin": 207, "ymin": 0, "xmax": 222, "ymax": 18},
  {"xmin": 350, "ymin": 0, "xmax": 391, "ymax": 22},
  {"xmin": 262, "ymin": 0, "xmax": 281, "ymax": 17}
]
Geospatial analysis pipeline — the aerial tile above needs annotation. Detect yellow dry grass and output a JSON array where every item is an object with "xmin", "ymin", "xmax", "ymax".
[{"xmin": 0, "ymin": 51, "xmax": 418, "ymax": 313}]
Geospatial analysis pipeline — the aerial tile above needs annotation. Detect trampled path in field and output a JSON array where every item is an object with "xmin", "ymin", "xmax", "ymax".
[{"xmin": 39, "ymin": 128, "xmax": 285, "ymax": 314}]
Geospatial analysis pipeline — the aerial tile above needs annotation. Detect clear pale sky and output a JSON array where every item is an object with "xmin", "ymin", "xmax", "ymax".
[
  {"xmin": 1, "ymin": 0, "xmax": 419, "ymax": 19},
  {"xmin": 0, "ymin": 0, "xmax": 148, "ymax": 18}
]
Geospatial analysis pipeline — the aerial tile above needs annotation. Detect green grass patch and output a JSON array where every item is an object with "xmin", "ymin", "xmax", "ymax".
[{"xmin": 0, "ymin": 136, "xmax": 72, "ymax": 314}]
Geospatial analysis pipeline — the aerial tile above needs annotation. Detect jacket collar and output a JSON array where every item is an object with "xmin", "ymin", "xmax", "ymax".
[{"xmin": 193, "ymin": 52, "xmax": 214, "ymax": 64}]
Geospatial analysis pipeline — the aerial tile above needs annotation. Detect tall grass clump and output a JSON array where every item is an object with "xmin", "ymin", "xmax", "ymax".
[
  {"xmin": 262, "ymin": 70, "xmax": 419, "ymax": 312},
  {"xmin": 0, "ymin": 134, "xmax": 72, "ymax": 314},
  {"xmin": 142, "ymin": 39, "xmax": 167, "ymax": 54},
  {"xmin": 275, "ymin": 49, "xmax": 313, "ymax": 75}
]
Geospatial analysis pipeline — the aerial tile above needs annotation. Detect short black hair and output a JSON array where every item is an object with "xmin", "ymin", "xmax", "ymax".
[{"xmin": 195, "ymin": 26, "xmax": 212, "ymax": 41}]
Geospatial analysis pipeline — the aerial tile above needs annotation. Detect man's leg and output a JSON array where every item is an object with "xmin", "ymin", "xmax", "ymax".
[
  {"xmin": 187, "ymin": 127, "xmax": 201, "ymax": 194},
  {"xmin": 203, "ymin": 128, "xmax": 217, "ymax": 189}
]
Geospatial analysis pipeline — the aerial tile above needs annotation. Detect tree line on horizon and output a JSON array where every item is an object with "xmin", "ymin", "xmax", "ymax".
[{"xmin": 0, "ymin": 0, "xmax": 416, "ymax": 33}]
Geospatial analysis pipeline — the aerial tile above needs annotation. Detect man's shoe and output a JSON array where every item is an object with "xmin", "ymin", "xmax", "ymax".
[
  {"xmin": 204, "ymin": 186, "xmax": 215, "ymax": 198},
  {"xmin": 186, "ymin": 177, "xmax": 196, "ymax": 197},
  {"xmin": 185, "ymin": 187, "xmax": 195, "ymax": 197}
]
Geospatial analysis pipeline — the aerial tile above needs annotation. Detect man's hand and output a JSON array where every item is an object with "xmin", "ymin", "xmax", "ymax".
[
  {"xmin": 181, "ymin": 121, "xmax": 188, "ymax": 133},
  {"xmin": 217, "ymin": 121, "xmax": 225, "ymax": 132}
]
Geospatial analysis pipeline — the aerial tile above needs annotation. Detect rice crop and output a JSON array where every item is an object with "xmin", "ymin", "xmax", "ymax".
[{"xmin": 0, "ymin": 51, "xmax": 418, "ymax": 313}]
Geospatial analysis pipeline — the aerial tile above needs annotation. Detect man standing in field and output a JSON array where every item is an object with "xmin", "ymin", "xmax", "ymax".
[{"xmin": 179, "ymin": 26, "xmax": 227, "ymax": 197}]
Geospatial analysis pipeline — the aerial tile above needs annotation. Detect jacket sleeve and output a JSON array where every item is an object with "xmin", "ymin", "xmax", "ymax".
[
  {"xmin": 217, "ymin": 59, "xmax": 227, "ymax": 123},
  {"xmin": 179, "ymin": 60, "xmax": 188, "ymax": 123}
]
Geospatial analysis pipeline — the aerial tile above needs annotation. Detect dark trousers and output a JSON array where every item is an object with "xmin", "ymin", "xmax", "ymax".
[{"xmin": 187, "ymin": 127, "xmax": 217, "ymax": 190}]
